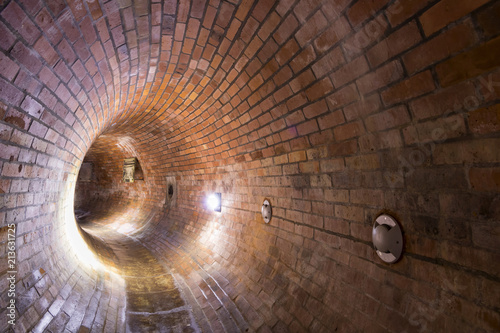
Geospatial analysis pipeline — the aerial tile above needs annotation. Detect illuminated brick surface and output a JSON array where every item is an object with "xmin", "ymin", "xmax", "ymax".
[{"xmin": 0, "ymin": 0, "xmax": 499, "ymax": 332}]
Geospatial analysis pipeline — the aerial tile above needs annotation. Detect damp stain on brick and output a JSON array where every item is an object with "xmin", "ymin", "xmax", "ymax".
[{"xmin": 4, "ymin": 116, "xmax": 25, "ymax": 129}]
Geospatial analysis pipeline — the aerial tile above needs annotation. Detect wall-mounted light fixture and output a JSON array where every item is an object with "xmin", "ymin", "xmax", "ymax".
[
  {"xmin": 372, "ymin": 214, "xmax": 403, "ymax": 264},
  {"xmin": 261, "ymin": 199, "xmax": 272, "ymax": 223},
  {"xmin": 207, "ymin": 193, "xmax": 221, "ymax": 212}
]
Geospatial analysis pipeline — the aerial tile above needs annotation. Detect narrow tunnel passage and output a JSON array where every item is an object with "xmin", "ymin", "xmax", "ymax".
[
  {"xmin": 72, "ymin": 135, "xmax": 204, "ymax": 331},
  {"xmin": 78, "ymin": 221, "xmax": 197, "ymax": 332},
  {"xmin": 72, "ymin": 133, "xmax": 250, "ymax": 331},
  {"xmin": 1, "ymin": 0, "xmax": 500, "ymax": 332}
]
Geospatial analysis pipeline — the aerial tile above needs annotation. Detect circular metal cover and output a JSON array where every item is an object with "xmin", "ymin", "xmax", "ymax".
[
  {"xmin": 372, "ymin": 214, "xmax": 403, "ymax": 264},
  {"xmin": 261, "ymin": 199, "xmax": 272, "ymax": 223}
]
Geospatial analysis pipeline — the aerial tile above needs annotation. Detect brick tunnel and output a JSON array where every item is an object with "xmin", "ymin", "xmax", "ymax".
[{"xmin": 1, "ymin": 0, "xmax": 500, "ymax": 332}]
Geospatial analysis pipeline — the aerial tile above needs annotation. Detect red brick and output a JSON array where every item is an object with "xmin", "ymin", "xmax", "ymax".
[
  {"xmin": 436, "ymin": 36, "xmax": 500, "ymax": 87},
  {"xmin": 359, "ymin": 129, "xmax": 402, "ymax": 152},
  {"xmin": 343, "ymin": 14, "xmax": 389, "ymax": 59},
  {"xmin": 252, "ymin": 0, "xmax": 273, "ymax": 21},
  {"xmin": 334, "ymin": 204, "xmax": 364, "ymax": 222},
  {"xmin": 321, "ymin": 0, "xmax": 351, "ymax": 21},
  {"xmin": 334, "ymin": 121, "xmax": 365, "ymax": 141},
  {"xmin": 347, "ymin": 0, "xmax": 390, "ymax": 27},
  {"xmin": 36, "ymin": 8, "xmax": 63, "ymax": 45},
  {"xmin": 286, "ymin": 110, "xmax": 305, "ymax": 126},
  {"xmin": 88, "ymin": 0, "xmax": 104, "ymax": 20},
  {"xmin": 475, "ymin": 1, "xmax": 500, "ymax": 38},
  {"xmin": 296, "ymin": 119, "xmax": 319, "ymax": 136},
  {"xmin": 303, "ymin": 99, "xmax": 328, "ymax": 119},
  {"xmin": 356, "ymin": 60, "xmax": 404, "ymax": 95},
  {"xmin": 305, "ymin": 78, "xmax": 333, "ymax": 102},
  {"xmin": 67, "ymin": 0, "xmax": 87, "ymax": 21},
  {"xmin": 326, "ymin": 83, "xmax": 359, "ymax": 111},
  {"xmin": 54, "ymin": 61, "xmax": 73, "ymax": 83},
  {"xmin": 0, "ymin": 20, "xmax": 16, "ymax": 51},
  {"xmin": 364, "ymin": 105, "xmax": 410, "ymax": 132},
  {"xmin": 403, "ymin": 21, "xmax": 477, "ymax": 74},
  {"xmin": 381, "ymin": 70, "xmax": 436, "ymax": 105},
  {"xmin": 289, "ymin": 69, "xmax": 315, "ymax": 93},
  {"xmin": 289, "ymin": 0, "xmax": 321, "ymax": 23},
  {"xmin": 469, "ymin": 168, "xmax": 500, "ymax": 192},
  {"xmin": 275, "ymin": 39, "xmax": 300, "ymax": 66},
  {"xmin": 1, "ymin": 2, "xmax": 40, "ymax": 45},
  {"xmin": 273, "ymin": 14, "xmax": 299, "ymax": 45},
  {"xmin": 468, "ymin": 103, "xmax": 500, "ymax": 135},
  {"xmin": 258, "ymin": 39, "xmax": 279, "ymax": 63},
  {"xmin": 11, "ymin": 42, "xmax": 43, "ymax": 74},
  {"xmin": 419, "ymin": 0, "xmax": 489, "ymax": 36},
  {"xmin": 21, "ymin": 96, "xmax": 43, "ymax": 119},
  {"xmin": 314, "ymin": 16, "xmax": 351, "ymax": 54},
  {"xmin": 0, "ymin": 77, "xmax": 24, "ymax": 106},
  {"xmin": 258, "ymin": 12, "xmax": 280, "ymax": 41},
  {"xmin": 295, "ymin": 10, "xmax": 328, "ymax": 47},
  {"xmin": 34, "ymin": 36, "xmax": 58, "ymax": 67},
  {"xmin": 413, "ymin": 114, "xmax": 466, "ymax": 145},
  {"xmin": 290, "ymin": 45, "xmax": 316, "ymax": 74},
  {"xmin": 0, "ymin": 52, "xmax": 20, "ymax": 81},
  {"xmin": 433, "ymin": 138, "xmax": 500, "ymax": 165},
  {"xmin": 29, "ymin": 121, "xmax": 49, "ymax": 138},
  {"xmin": 0, "ymin": 101, "xmax": 6, "ymax": 119},
  {"xmin": 311, "ymin": 47, "xmax": 345, "ymax": 78},
  {"xmin": 273, "ymin": 85, "xmax": 293, "ymax": 103},
  {"xmin": 409, "ymin": 81, "xmax": 476, "ymax": 120},
  {"xmin": 1, "ymin": 162, "xmax": 24, "ymax": 177},
  {"xmin": 80, "ymin": 16, "xmax": 97, "ymax": 44},
  {"xmin": 344, "ymin": 94, "xmax": 381, "ymax": 121},
  {"xmin": 318, "ymin": 110, "xmax": 345, "ymax": 130},
  {"xmin": 289, "ymin": 150, "xmax": 307, "ymax": 163},
  {"xmin": 90, "ymin": 42, "xmax": 105, "ymax": 62},
  {"xmin": 386, "ymin": 0, "xmax": 433, "ymax": 27},
  {"xmin": 325, "ymin": 217, "xmax": 349, "ymax": 235},
  {"xmin": 4, "ymin": 109, "xmax": 30, "ymax": 130},
  {"xmin": 327, "ymin": 140, "xmax": 357, "ymax": 157},
  {"xmin": 366, "ymin": 21, "xmax": 422, "ymax": 68},
  {"xmin": 330, "ymin": 55, "xmax": 369, "ymax": 88}
]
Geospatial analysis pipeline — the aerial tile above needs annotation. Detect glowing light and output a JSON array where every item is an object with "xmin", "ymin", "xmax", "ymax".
[
  {"xmin": 207, "ymin": 193, "xmax": 221, "ymax": 212},
  {"xmin": 64, "ymin": 178, "xmax": 103, "ymax": 271}
]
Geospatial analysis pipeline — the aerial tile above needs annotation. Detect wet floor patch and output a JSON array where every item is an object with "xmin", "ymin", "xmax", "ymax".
[{"xmin": 79, "ymin": 222, "xmax": 199, "ymax": 332}]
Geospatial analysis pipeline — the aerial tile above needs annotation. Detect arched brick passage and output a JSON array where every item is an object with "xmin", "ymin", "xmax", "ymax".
[{"xmin": 1, "ymin": 0, "xmax": 500, "ymax": 332}]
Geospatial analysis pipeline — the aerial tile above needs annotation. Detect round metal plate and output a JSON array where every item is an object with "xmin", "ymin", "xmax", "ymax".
[
  {"xmin": 261, "ymin": 199, "xmax": 272, "ymax": 223},
  {"xmin": 372, "ymin": 214, "xmax": 403, "ymax": 264}
]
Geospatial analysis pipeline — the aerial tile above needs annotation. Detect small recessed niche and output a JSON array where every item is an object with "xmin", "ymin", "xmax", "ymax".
[
  {"xmin": 78, "ymin": 162, "xmax": 93, "ymax": 182},
  {"xmin": 168, "ymin": 184, "xmax": 174, "ymax": 199},
  {"xmin": 123, "ymin": 157, "xmax": 144, "ymax": 183},
  {"xmin": 165, "ymin": 176, "xmax": 177, "ymax": 207}
]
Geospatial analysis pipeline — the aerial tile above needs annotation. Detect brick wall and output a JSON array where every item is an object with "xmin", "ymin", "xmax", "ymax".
[
  {"xmin": 0, "ymin": 0, "xmax": 499, "ymax": 332},
  {"xmin": 74, "ymin": 134, "xmax": 160, "ymax": 234}
]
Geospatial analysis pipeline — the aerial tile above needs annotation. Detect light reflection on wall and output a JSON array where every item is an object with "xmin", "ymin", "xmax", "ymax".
[{"xmin": 65, "ymin": 172, "xmax": 103, "ymax": 271}]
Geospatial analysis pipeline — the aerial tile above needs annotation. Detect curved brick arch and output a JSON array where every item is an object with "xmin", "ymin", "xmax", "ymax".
[{"xmin": 1, "ymin": 0, "xmax": 500, "ymax": 332}]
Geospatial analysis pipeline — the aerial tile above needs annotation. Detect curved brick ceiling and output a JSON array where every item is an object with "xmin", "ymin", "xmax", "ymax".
[{"xmin": 1, "ymin": 0, "xmax": 500, "ymax": 332}]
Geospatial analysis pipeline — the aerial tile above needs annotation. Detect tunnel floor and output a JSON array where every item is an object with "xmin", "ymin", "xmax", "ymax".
[{"xmin": 76, "ymin": 212, "xmax": 201, "ymax": 332}]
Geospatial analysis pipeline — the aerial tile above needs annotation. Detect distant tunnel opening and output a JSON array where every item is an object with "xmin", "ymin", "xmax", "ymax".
[{"xmin": 71, "ymin": 132, "xmax": 163, "ymax": 273}]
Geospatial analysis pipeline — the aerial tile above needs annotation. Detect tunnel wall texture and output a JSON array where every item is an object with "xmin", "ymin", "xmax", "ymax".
[{"xmin": 1, "ymin": 0, "xmax": 500, "ymax": 332}]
